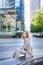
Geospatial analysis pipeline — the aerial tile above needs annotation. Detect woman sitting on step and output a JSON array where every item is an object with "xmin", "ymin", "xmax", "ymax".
[{"xmin": 12, "ymin": 31, "xmax": 33, "ymax": 59}]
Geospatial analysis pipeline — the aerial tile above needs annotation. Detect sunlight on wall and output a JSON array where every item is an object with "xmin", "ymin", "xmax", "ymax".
[{"xmin": 24, "ymin": 0, "xmax": 30, "ymax": 32}]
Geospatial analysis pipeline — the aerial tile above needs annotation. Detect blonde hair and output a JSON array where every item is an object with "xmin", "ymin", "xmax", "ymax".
[{"xmin": 22, "ymin": 31, "xmax": 29, "ymax": 39}]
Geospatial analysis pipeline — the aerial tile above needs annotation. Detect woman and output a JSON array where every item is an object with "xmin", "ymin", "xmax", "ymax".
[
  {"xmin": 12, "ymin": 31, "xmax": 33, "ymax": 58},
  {"xmin": 20, "ymin": 31, "xmax": 33, "ymax": 58}
]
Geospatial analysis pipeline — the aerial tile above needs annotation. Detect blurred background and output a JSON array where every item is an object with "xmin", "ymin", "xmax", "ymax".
[{"xmin": 0, "ymin": 0, "xmax": 43, "ymax": 61}]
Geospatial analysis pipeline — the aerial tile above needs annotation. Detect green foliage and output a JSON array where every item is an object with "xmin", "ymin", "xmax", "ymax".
[{"xmin": 31, "ymin": 9, "xmax": 43, "ymax": 32}]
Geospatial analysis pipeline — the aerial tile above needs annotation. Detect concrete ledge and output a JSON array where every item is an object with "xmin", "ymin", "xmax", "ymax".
[{"xmin": 0, "ymin": 57, "xmax": 43, "ymax": 65}]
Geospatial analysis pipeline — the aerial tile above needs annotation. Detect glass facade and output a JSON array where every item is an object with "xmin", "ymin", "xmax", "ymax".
[
  {"xmin": 7, "ymin": 0, "xmax": 24, "ymax": 31},
  {"xmin": 0, "ymin": 0, "xmax": 16, "ymax": 37},
  {"xmin": 0, "ymin": 0, "xmax": 7, "ymax": 8},
  {"xmin": 15, "ymin": 0, "xmax": 24, "ymax": 31},
  {"xmin": 0, "ymin": 0, "xmax": 24, "ymax": 37},
  {"xmin": 6, "ymin": 0, "xmax": 15, "ymax": 9},
  {"xmin": 15, "ymin": 0, "xmax": 24, "ymax": 21},
  {"xmin": 0, "ymin": 10, "xmax": 16, "ymax": 32},
  {"xmin": 0, "ymin": 9, "xmax": 16, "ymax": 36},
  {"xmin": 30, "ymin": 0, "xmax": 40, "ymax": 21},
  {"xmin": 15, "ymin": 0, "xmax": 20, "ymax": 8}
]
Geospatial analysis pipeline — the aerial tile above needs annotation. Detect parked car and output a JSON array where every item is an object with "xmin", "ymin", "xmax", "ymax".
[
  {"xmin": 33, "ymin": 32, "xmax": 43, "ymax": 37},
  {"xmin": 15, "ymin": 30, "xmax": 24, "ymax": 38}
]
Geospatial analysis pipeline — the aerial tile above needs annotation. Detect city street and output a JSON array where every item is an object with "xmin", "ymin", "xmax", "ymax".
[{"xmin": 0, "ymin": 35, "xmax": 43, "ymax": 60}]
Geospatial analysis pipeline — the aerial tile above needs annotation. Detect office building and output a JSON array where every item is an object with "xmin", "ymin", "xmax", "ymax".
[
  {"xmin": 15, "ymin": 0, "xmax": 24, "ymax": 31},
  {"xmin": 6, "ymin": 0, "xmax": 15, "ymax": 9},
  {"xmin": 30, "ymin": 0, "xmax": 40, "ymax": 21},
  {"xmin": 6, "ymin": 0, "xmax": 24, "ymax": 31}
]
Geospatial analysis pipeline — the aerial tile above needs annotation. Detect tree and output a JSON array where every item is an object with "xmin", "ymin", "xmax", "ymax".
[{"xmin": 31, "ymin": 9, "xmax": 43, "ymax": 32}]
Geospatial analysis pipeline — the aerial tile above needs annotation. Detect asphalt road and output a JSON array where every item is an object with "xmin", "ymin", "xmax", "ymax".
[{"xmin": 0, "ymin": 35, "xmax": 43, "ymax": 60}]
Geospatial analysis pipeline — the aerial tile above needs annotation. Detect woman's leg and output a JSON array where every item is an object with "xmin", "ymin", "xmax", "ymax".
[{"xmin": 12, "ymin": 49, "xmax": 20, "ymax": 58}]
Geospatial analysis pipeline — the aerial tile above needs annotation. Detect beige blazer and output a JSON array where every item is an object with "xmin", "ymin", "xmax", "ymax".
[{"xmin": 20, "ymin": 38, "xmax": 33, "ymax": 58}]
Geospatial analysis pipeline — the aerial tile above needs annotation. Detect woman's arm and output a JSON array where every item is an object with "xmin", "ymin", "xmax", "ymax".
[{"xmin": 20, "ymin": 39, "xmax": 30, "ymax": 50}]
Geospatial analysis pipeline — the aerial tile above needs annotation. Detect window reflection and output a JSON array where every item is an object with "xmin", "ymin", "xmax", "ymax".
[
  {"xmin": 0, "ymin": 0, "xmax": 24, "ymax": 37},
  {"xmin": 0, "ymin": 10, "xmax": 16, "ymax": 32},
  {"xmin": 0, "ymin": 0, "xmax": 7, "ymax": 8}
]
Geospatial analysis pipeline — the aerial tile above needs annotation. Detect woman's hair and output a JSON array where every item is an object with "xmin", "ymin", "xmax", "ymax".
[{"xmin": 22, "ymin": 31, "xmax": 29, "ymax": 38}]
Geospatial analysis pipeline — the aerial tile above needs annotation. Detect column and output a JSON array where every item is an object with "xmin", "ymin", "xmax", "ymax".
[{"xmin": 24, "ymin": 0, "xmax": 30, "ymax": 32}]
